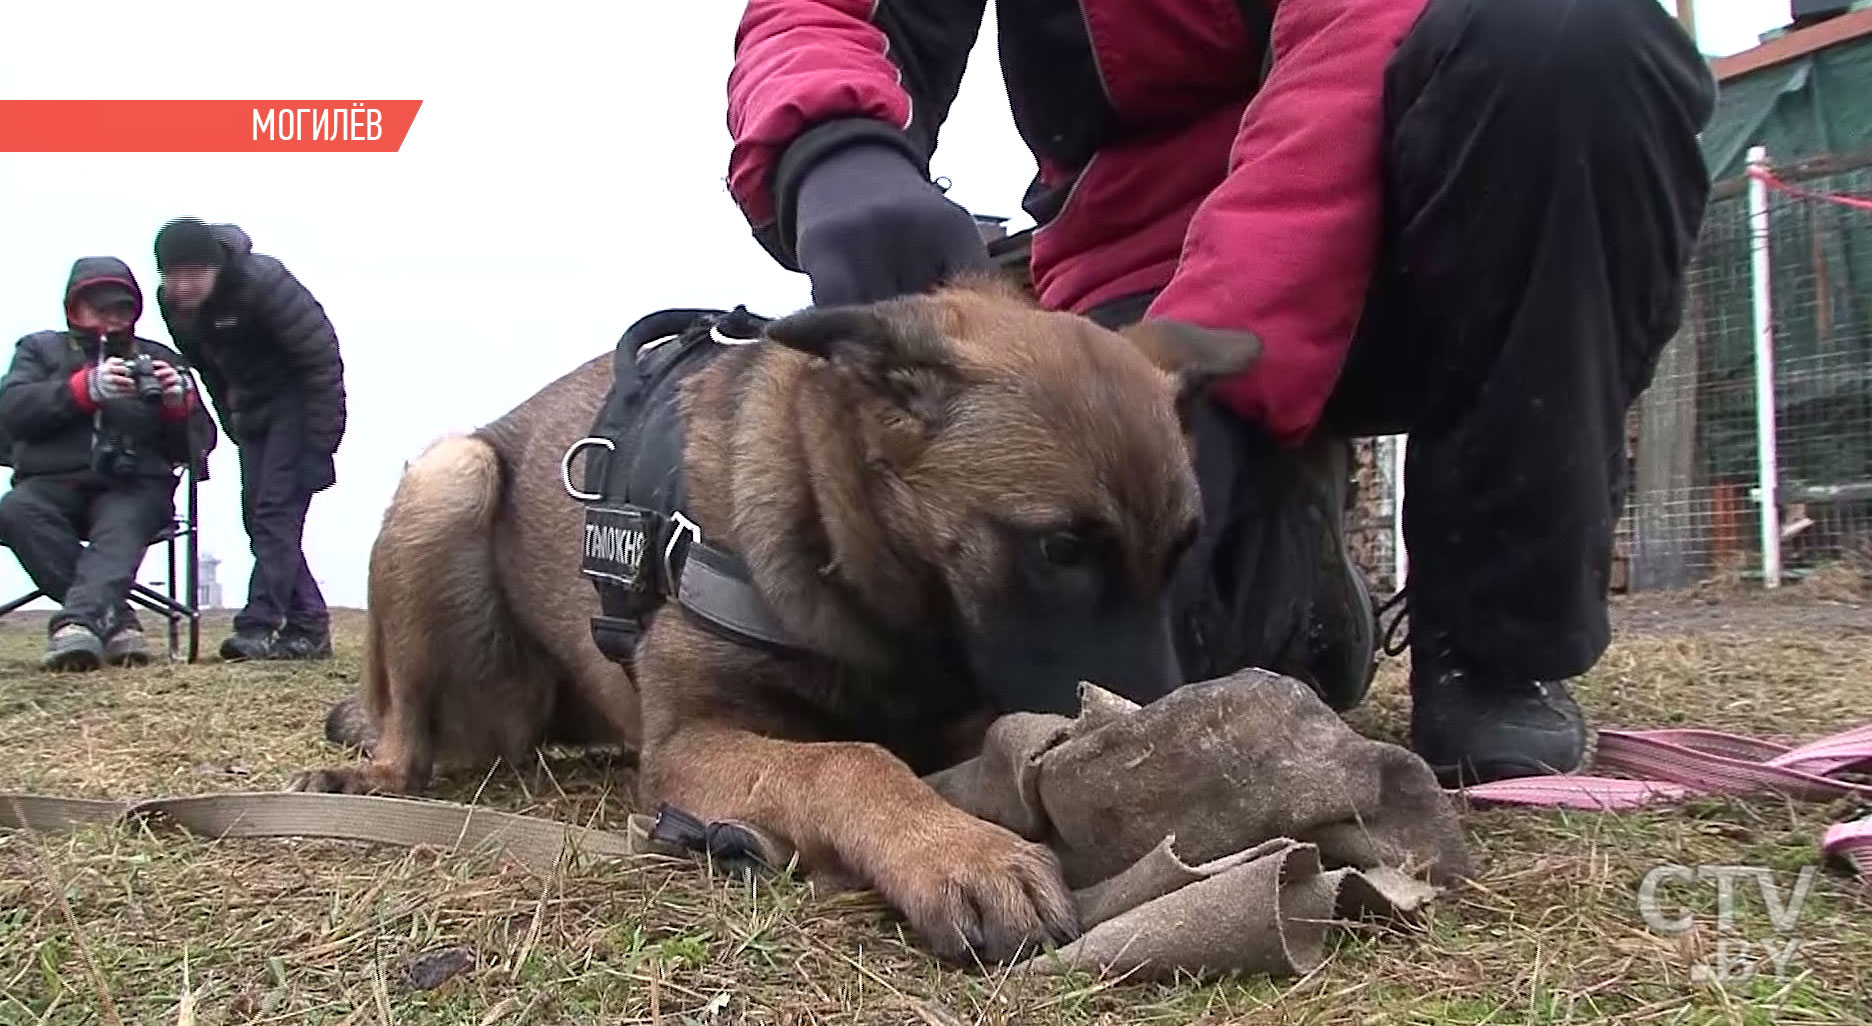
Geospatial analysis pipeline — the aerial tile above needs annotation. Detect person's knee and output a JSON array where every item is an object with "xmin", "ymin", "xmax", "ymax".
[
  {"xmin": 247, "ymin": 502, "xmax": 308, "ymax": 545},
  {"xmin": 90, "ymin": 493, "xmax": 169, "ymax": 554},
  {"xmin": 0, "ymin": 487, "xmax": 63, "ymax": 547},
  {"xmin": 0, "ymin": 491, "xmax": 28, "ymax": 546},
  {"xmin": 1426, "ymin": 0, "xmax": 1715, "ymax": 129}
]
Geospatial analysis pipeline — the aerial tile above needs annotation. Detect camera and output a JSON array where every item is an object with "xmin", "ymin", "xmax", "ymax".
[
  {"xmin": 129, "ymin": 353, "xmax": 164, "ymax": 404},
  {"xmin": 91, "ymin": 432, "xmax": 141, "ymax": 478}
]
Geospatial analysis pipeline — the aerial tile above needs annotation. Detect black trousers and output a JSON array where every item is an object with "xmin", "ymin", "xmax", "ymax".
[
  {"xmin": 1097, "ymin": 0, "xmax": 1717, "ymax": 687},
  {"xmin": 234, "ymin": 416, "xmax": 329, "ymax": 637},
  {"xmin": 0, "ymin": 473, "xmax": 176, "ymax": 636}
]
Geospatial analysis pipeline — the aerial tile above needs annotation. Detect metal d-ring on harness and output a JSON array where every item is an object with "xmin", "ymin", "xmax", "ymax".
[
  {"xmin": 560, "ymin": 306, "xmax": 804, "ymax": 668},
  {"xmin": 559, "ymin": 437, "xmax": 613, "ymax": 502}
]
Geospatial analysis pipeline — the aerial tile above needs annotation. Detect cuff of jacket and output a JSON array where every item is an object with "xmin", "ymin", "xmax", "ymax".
[
  {"xmin": 758, "ymin": 117, "xmax": 932, "ymax": 273},
  {"xmin": 159, "ymin": 390, "xmax": 194, "ymax": 422},
  {"xmin": 68, "ymin": 369, "xmax": 98, "ymax": 414}
]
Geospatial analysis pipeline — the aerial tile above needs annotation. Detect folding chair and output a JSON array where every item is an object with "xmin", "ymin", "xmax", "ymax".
[{"xmin": 0, "ymin": 459, "xmax": 203, "ymax": 663}]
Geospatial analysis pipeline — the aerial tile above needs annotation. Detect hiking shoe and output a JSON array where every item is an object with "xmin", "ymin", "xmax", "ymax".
[
  {"xmin": 1294, "ymin": 436, "xmax": 1378, "ymax": 712},
  {"xmin": 1408, "ymin": 628, "xmax": 1588, "ymax": 788},
  {"xmin": 104, "ymin": 626, "xmax": 154, "ymax": 667},
  {"xmin": 270, "ymin": 628, "xmax": 333, "ymax": 661},
  {"xmin": 41, "ymin": 623, "xmax": 104, "ymax": 672},
  {"xmin": 219, "ymin": 629, "xmax": 276, "ymax": 662}
]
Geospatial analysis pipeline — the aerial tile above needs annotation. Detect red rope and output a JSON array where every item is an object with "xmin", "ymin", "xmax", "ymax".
[{"xmin": 1747, "ymin": 164, "xmax": 1872, "ymax": 213}]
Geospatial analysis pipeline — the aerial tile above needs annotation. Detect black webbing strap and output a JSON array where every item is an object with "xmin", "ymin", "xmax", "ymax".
[{"xmin": 567, "ymin": 306, "xmax": 805, "ymax": 667}]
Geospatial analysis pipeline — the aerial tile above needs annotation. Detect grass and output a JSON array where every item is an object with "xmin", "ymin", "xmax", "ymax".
[{"xmin": 3, "ymin": 587, "xmax": 1872, "ymax": 1025}]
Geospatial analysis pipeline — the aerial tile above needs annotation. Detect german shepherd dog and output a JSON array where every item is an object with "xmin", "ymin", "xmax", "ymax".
[{"xmin": 294, "ymin": 274, "xmax": 1259, "ymax": 963}]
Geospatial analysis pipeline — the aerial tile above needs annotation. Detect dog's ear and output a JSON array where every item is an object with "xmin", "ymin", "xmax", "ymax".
[
  {"xmin": 763, "ymin": 302, "xmax": 962, "ymax": 430},
  {"xmin": 1120, "ymin": 318, "xmax": 1262, "ymax": 418}
]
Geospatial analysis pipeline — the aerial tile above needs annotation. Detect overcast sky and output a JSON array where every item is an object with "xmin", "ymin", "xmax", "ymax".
[{"xmin": 0, "ymin": 0, "xmax": 1795, "ymax": 614}]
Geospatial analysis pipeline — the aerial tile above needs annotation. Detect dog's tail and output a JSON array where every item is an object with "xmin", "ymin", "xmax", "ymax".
[{"xmin": 330, "ymin": 433, "xmax": 533, "ymax": 771}]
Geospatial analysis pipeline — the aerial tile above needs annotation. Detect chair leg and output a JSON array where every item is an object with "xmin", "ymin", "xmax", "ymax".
[
  {"xmin": 166, "ymin": 535, "xmax": 180, "ymax": 662},
  {"xmin": 183, "ymin": 483, "xmax": 200, "ymax": 665},
  {"xmin": 0, "ymin": 590, "xmax": 47, "ymax": 619},
  {"xmin": 128, "ymin": 584, "xmax": 198, "ymax": 664}
]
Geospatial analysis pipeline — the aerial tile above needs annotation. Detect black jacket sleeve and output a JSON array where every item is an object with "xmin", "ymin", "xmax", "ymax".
[
  {"xmin": 185, "ymin": 382, "xmax": 219, "ymax": 481},
  {"xmin": 246, "ymin": 254, "xmax": 347, "ymax": 457},
  {"xmin": 0, "ymin": 334, "xmax": 90, "ymax": 444},
  {"xmin": 158, "ymin": 289, "xmax": 237, "ymax": 444}
]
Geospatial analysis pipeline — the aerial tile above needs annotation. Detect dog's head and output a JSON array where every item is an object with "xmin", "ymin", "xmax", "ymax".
[{"xmin": 762, "ymin": 276, "xmax": 1259, "ymax": 716}]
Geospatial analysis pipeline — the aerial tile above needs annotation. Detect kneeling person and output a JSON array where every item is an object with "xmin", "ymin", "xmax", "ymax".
[{"xmin": 0, "ymin": 258, "xmax": 209, "ymax": 670}]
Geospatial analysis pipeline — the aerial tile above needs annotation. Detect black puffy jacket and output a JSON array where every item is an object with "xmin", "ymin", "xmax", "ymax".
[
  {"xmin": 0, "ymin": 257, "xmax": 219, "ymax": 482},
  {"xmin": 155, "ymin": 224, "xmax": 346, "ymax": 458}
]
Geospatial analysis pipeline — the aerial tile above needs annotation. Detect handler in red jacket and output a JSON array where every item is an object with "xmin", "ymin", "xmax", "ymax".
[{"xmin": 723, "ymin": 0, "xmax": 1717, "ymax": 786}]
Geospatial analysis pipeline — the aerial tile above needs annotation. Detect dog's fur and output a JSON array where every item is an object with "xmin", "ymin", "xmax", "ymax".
[{"xmin": 295, "ymin": 275, "xmax": 1260, "ymax": 963}]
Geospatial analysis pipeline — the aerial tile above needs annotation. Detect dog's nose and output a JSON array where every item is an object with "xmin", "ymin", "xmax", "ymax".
[{"xmin": 1095, "ymin": 613, "xmax": 1183, "ymax": 706}]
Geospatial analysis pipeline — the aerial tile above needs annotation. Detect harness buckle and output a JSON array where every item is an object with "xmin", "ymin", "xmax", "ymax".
[{"xmin": 664, "ymin": 510, "xmax": 702, "ymax": 592}]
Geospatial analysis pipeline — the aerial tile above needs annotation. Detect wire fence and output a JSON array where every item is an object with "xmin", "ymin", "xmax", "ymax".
[{"xmin": 1346, "ymin": 151, "xmax": 1872, "ymax": 596}]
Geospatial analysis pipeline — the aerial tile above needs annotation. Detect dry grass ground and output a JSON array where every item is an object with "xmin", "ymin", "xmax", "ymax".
[{"xmin": 3, "ymin": 586, "xmax": 1871, "ymax": 1025}]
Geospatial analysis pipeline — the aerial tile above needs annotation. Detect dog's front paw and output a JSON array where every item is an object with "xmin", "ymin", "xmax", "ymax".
[{"xmin": 881, "ymin": 815, "xmax": 1080, "ymax": 965}]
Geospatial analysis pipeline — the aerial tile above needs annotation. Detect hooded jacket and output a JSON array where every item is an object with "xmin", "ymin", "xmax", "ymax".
[
  {"xmin": 0, "ymin": 257, "xmax": 217, "ymax": 482},
  {"xmin": 155, "ymin": 223, "xmax": 346, "ymax": 462}
]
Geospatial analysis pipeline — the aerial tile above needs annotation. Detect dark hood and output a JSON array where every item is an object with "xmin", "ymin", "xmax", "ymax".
[
  {"xmin": 210, "ymin": 223, "xmax": 254, "ymax": 261},
  {"xmin": 64, "ymin": 256, "xmax": 145, "ymax": 327}
]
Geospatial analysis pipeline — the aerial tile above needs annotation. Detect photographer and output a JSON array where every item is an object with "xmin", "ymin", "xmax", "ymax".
[{"xmin": 0, "ymin": 258, "xmax": 213, "ymax": 671}]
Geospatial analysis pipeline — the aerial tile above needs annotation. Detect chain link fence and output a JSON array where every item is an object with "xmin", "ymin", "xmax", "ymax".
[{"xmin": 1753, "ymin": 160, "xmax": 1872, "ymax": 584}]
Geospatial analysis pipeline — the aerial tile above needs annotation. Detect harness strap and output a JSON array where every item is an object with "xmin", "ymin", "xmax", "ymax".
[
  {"xmin": 674, "ymin": 538, "xmax": 799, "ymax": 651},
  {"xmin": 567, "ymin": 305, "xmax": 804, "ymax": 666}
]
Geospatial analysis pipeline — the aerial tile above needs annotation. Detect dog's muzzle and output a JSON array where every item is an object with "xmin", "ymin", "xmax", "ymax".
[{"xmin": 973, "ymin": 611, "xmax": 1183, "ymax": 717}]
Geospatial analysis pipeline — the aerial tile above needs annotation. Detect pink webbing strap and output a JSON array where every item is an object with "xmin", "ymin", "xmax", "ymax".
[{"xmin": 1450, "ymin": 724, "xmax": 1872, "ymax": 882}]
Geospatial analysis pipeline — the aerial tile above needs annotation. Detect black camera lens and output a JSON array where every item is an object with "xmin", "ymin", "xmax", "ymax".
[{"xmin": 131, "ymin": 354, "xmax": 163, "ymax": 403}]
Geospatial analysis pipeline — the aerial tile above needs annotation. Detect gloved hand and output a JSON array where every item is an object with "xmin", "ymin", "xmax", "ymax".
[
  {"xmin": 150, "ymin": 359, "xmax": 190, "ymax": 410},
  {"xmin": 793, "ymin": 143, "xmax": 991, "ymax": 306},
  {"xmin": 87, "ymin": 357, "xmax": 136, "ymax": 404}
]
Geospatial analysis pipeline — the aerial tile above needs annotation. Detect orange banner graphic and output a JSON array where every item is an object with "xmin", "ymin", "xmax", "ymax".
[{"xmin": 0, "ymin": 100, "xmax": 424, "ymax": 152}]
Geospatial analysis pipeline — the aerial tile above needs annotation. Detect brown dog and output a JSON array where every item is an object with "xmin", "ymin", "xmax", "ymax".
[{"xmin": 294, "ymin": 274, "xmax": 1259, "ymax": 963}]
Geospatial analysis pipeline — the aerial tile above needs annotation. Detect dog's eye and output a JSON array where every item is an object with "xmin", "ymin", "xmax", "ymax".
[{"xmin": 1039, "ymin": 531, "xmax": 1087, "ymax": 567}]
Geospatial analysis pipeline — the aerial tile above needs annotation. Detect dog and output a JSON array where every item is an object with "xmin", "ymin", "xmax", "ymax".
[{"xmin": 294, "ymin": 274, "xmax": 1261, "ymax": 963}]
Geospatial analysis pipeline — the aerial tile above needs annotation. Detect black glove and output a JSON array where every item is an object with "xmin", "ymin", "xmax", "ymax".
[{"xmin": 792, "ymin": 143, "xmax": 992, "ymax": 306}]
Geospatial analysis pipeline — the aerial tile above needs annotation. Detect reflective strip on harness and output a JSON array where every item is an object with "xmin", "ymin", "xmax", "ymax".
[{"xmin": 673, "ymin": 538, "xmax": 798, "ymax": 650}]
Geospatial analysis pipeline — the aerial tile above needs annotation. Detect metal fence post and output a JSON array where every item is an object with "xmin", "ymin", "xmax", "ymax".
[
  {"xmin": 1746, "ymin": 145, "xmax": 1783, "ymax": 588},
  {"xmin": 1391, "ymin": 434, "xmax": 1407, "ymax": 588}
]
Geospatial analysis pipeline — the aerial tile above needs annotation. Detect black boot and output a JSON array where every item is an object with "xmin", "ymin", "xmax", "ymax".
[
  {"xmin": 1403, "ymin": 617, "xmax": 1588, "ymax": 788},
  {"xmin": 271, "ymin": 625, "xmax": 333, "ymax": 661},
  {"xmin": 219, "ymin": 628, "xmax": 277, "ymax": 662}
]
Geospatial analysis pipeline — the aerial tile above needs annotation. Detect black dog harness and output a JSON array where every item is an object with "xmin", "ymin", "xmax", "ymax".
[{"xmin": 562, "ymin": 306, "xmax": 805, "ymax": 667}]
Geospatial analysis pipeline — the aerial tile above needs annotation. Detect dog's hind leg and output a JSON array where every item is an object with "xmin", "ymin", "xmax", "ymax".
[
  {"xmin": 322, "ymin": 692, "xmax": 379, "ymax": 755},
  {"xmin": 291, "ymin": 434, "xmax": 517, "ymax": 797},
  {"xmin": 320, "ymin": 611, "xmax": 390, "ymax": 756},
  {"xmin": 289, "ymin": 579, "xmax": 441, "ymax": 795},
  {"xmin": 293, "ymin": 689, "xmax": 436, "ymax": 795}
]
